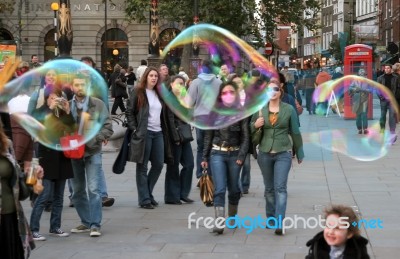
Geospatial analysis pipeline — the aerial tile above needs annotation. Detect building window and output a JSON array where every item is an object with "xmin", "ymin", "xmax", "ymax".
[
  {"xmin": 385, "ymin": 1, "xmax": 388, "ymax": 19},
  {"xmin": 338, "ymin": 0, "xmax": 343, "ymax": 13},
  {"xmin": 333, "ymin": 20, "xmax": 337, "ymax": 34},
  {"xmin": 101, "ymin": 28, "xmax": 129, "ymax": 76},
  {"xmin": 0, "ymin": 28, "xmax": 13, "ymax": 41},
  {"xmin": 44, "ymin": 29, "xmax": 56, "ymax": 61}
]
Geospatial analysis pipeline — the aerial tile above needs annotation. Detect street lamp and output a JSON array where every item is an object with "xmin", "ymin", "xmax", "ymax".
[{"xmin": 51, "ymin": 2, "xmax": 59, "ymax": 57}]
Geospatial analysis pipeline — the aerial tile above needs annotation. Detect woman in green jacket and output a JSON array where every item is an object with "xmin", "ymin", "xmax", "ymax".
[{"xmin": 251, "ymin": 77, "xmax": 304, "ymax": 235}]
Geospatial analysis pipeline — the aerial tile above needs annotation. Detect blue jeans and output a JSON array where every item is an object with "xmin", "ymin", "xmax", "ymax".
[
  {"xmin": 380, "ymin": 100, "xmax": 396, "ymax": 133},
  {"xmin": 30, "ymin": 179, "xmax": 66, "ymax": 232},
  {"xmin": 257, "ymin": 151, "xmax": 292, "ymax": 222},
  {"xmin": 71, "ymin": 153, "xmax": 103, "ymax": 229},
  {"xmin": 305, "ymin": 88, "xmax": 315, "ymax": 114},
  {"xmin": 196, "ymin": 128, "xmax": 212, "ymax": 178},
  {"xmin": 136, "ymin": 130, "xmax": 164, "ymax": 205},
  {"xmin": 356, "ymin": 111, "xmax": 368, "ymax": 130},
  {"xmin": 210, "ymin": 150, "xmax": 242, "ymax": 207},
  {"xmin": 240, "ymin": 154, "xmax": 251, "ymax": 192},
  {"xmin": 165, "ymin": 142, "xmax": 194, "ymax": 202},
  {"xmin": 68, "ymin": 154, "xmax": 108, "ymax": 200}
]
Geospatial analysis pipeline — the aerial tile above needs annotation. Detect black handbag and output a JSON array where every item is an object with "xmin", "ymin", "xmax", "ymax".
[
  {"xmin": 112, "ymin": 129, "xmax": 132, "ymax": 174},
  {"xmin": 177, "ymin": 124, "xmax": 194, "ymax": 143}
]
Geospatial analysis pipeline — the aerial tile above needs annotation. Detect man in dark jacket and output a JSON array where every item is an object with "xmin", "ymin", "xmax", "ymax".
[
  {"xmin": 109, "ymin": 64, "xmax": 128, "ymax": 115},
  {"xmin": 377, "ymin": 64, "xmax": 399, "ymax": 144}
]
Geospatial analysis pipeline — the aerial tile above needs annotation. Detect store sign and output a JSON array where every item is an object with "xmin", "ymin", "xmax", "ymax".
[
  {"xmin": 26, "ymin": 2, "xmax": 125, "ymax": 13},
  {"xmin": 348, "ymin": 52, "xmax": 369, "ymax": 56}
]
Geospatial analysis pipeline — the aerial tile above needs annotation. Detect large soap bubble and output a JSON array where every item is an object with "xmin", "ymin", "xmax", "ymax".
[
  {"xmin": 159, "ymin": 24, "xmax": 278, "ymax": 129},
  {"xmin": 310, "ymin": 75, "xmax": 399, "ymax": 161},
  {"xmin": 1, "ymin": 59, "xmax": 109, "ymax": 151}
]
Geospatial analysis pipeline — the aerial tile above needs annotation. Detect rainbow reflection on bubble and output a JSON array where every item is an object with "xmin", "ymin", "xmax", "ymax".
[
  {"xmin": 159, "ymin": 24, "xmax": 278, "ymax": 129},
  {"xmin": 1, "ymin": 59, "xmax": 109, "ymax": 151},
  {"xmin": 313, "ymin": 75, "xmax": 399, "ymax": 116},
  {"xmin": 309, "ymin": 75, "xmax": 399, "ymax": 161}
]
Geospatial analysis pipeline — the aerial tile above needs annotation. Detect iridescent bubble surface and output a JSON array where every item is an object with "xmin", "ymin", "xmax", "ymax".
[
  {"xmin": 159, "ymin": 23, "xmax": 278, "ymax": 129},
  {"xmin": 1, "ymin": 59, "xmax": 109, "ymax": 151},
  {"xmin": 310, "ymin": 75, "xmax": 399, "ymax": 161}
]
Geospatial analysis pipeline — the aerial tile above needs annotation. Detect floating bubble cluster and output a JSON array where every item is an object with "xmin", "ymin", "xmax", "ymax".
[
  {"xmin": 1, "ymin": 59, "xmax": 108, "ymax": 151},
  {"xmin": 159, "ymin": 24, "xmax": 278, "ymax": 129}
]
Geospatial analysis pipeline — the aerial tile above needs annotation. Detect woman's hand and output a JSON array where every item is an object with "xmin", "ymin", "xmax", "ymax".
[
  {"xmin": 236, "ymin": 160, "xmax": 243, "ymax": 165},
  {"xmin": 49, "ymin": 98, "xmax": 58, "ymax": 110},
  {"xmin": 59, "ymin": 98, "xmax": 70, "ymax": 114},
  {"xmin": 201, "ymin": 161, "xmax": 208, "ymax": 169},
  {"xmin": 35, "ymin": 165, "xmax": 44, "ymax": 179},
  {"xmin": 297, "ymin": 159, "xmax": 303, "ymax": 164},
  {"xmin": 254, "ymin": 117, "xmax": 265, "ymax": 129}
]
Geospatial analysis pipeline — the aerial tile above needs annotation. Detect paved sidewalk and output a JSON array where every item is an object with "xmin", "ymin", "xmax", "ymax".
[{"xmin": 25, "ymin": 100, "xmax": 400, "ymax": 259}]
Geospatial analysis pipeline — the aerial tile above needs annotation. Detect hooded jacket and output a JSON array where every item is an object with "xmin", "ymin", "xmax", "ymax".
[{"xmin": 185, "ymin": 73, "xmax": 222, "ymax": 118}]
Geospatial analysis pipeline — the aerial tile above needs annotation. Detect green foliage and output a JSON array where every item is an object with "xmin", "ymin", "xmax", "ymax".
[
  {"xmin": 329, "ymin": 38, "xmax": 342, "ymax": 62},
  {"xmin": 124, "ymin": 0, "xmax": 321, "ymax": 46}
]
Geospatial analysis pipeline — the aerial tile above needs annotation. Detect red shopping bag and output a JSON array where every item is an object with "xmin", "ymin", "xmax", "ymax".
[{"xmin": 60, "ymin": 134, "xmax": 85, "ymax": 159}]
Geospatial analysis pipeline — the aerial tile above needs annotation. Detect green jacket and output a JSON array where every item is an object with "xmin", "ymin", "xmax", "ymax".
[{"xmin": 250, "ymin": 102, "xmax": 304, "ymax": 160}]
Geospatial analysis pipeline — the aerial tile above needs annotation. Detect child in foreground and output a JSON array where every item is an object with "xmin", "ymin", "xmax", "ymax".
[{"xmin": 305, "ymin": 204, "xmax": 370, "ymax": 259}]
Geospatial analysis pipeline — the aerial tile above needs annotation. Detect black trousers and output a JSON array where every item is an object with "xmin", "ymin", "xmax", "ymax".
[{"xmin": 111, "ymin": 97, "xmax": 126, "ymax": 114}]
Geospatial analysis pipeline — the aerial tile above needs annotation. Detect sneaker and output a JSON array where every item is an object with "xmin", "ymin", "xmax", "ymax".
[
  {"xmin": 32, "ymin": 232, "xmax": 46, "ymax": 241},
  {"xmin": 358, "ymin": 130, "xmax": 362, "ymax": 134},
  {"xmin": 50, "ymin": 228, "xmax": 70, "ymax": 237},
  {"xmin": 90, "ymin": 228, "xmax": 101, "ymax": 237},
  {"xmin": 102, "ymin": 197, "xmax": 115, "ymax": 207},
  {"xmin": 71, "ymin": 225, "xmax": 90, "ymax": 233}
]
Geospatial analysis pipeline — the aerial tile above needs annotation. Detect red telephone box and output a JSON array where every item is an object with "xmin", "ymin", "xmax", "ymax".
[{"xmin": 343, "ymin": 44, "xmax": 374, "ymax": 119}]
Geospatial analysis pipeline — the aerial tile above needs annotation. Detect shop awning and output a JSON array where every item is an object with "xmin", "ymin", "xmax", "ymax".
[{"xmin": 321, "ymin": 50, "xmax": 331, "ymax": 58}]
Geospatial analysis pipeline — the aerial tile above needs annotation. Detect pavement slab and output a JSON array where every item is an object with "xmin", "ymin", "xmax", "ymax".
[{"xmin": 25, "ymin": 102, "xmax": 400, "ymax": 259}]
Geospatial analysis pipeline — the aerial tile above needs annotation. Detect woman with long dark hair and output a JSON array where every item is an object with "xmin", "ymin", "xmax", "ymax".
[
  {"xmin": 164, "ymin": 75, "xmax": 194, "ymax": 204},
  {"xmin": 29, "ymin": 87, "xmax": 74, "ymax": 241},
  {"xmin": 126, "ymin": 67, "xmax": 173, "ymax": 209},
  {"xmin": 201, "ymin": 81, "xmax": 249, "ymax": 234}
]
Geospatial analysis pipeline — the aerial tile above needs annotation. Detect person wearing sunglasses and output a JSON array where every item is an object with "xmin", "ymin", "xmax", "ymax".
[
  {"xmin": 201, "ymin": 81, "xmax": 249, "ymax": 234},
  {"xmin": 251, "ymin": 77, "xmax": 304, "ymax": 235}
]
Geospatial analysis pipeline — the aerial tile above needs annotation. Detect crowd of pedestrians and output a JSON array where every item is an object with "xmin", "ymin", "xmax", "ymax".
[{"xmin": 4, "ymin": 54, "xmax": 399, "ymax": 259}]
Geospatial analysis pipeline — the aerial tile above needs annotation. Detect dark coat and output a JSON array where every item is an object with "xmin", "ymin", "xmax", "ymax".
[
  {"xmin": 1, "ymin": 144, "xmax": 36, "ymax": 256},
  {"xmin": 32, "ymin": 105, "xmax": 74, "ymax": 180},
  {"xmin": 125, "ymin": 88, "xmax": 174, "ymax": 164},
  {"xmin": 109, "ymin": 71, "xmax": 128, "ymax": 98},
  {"xmin": 166, "ymin": 104, "xmax": 192, "ymax": 144},
  {"xmin": 305, "ymin": 231, "xmax": 370, "ymax": 259},
  {"xmin": 38, "ymin": 145, "xmax": 74, "ymax": 180}
]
